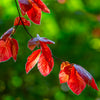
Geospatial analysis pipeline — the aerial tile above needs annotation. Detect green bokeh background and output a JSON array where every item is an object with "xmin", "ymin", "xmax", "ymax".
[{"xmin": 0, "ymin": 0, "xmax": 100, "ymax": 100}]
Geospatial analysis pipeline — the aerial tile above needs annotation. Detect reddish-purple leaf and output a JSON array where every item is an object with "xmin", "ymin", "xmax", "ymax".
[
  {"xmin": 1, "ymin": 28, "xmax": 15, "ymax": 40},
  {"xmin": 37, "ymin": 34, "xmax": 55, "ymax": 44},
  {"xmin": 28, "ymin": 34, "xmax": 55, "ymax": 50},
  {"xmin": 38, "ymin": 53, "xmax": 54, "ymax": 76},
  {"xmin": 14, "ymin": 17, "xmax": 31, "ymax": 26},
  {"xmin": 25, "ymin": 49, "xmax": 41, "ymax": 73},
  {"xmin": 18, "ymin": 0, "xmax": 32, "ymax": 13},
  {"xmin": 28, "ymin": 37, "xmax": 39, "ymax": 51},
  {"xmin": 11, "ymin": 38, "xmax": 19, "ymax": 62},
  {"xmin": 68, "ymin": 67, "xmax": 86, "ymax": 95},
  {"xmin": 39, "ymin": 37, "xmax": 55, "ymax": 44},
  {"xmin": 27, "ymin": 3, "xmax": 41, "ymax": 24},
  {"xmin": 73, "ymin": 64, "xmax": 99, "ymax": 91}
]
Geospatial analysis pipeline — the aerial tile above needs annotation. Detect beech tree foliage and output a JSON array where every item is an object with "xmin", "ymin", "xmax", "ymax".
[
  {"xmin": 0, "ymin": 0, "xmax": 99, "ymax": 95},
  {"xmin": 59, "ymin": 61, "xmax": 98, "ymax": 95}
]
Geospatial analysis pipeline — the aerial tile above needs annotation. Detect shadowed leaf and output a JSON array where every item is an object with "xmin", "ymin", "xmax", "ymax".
[
  {"xmin": 0, "ymin": 39, "xmax": 12, "ymax": 62},
  {"xmin": 11, "ymin": 38, "xmax": 19, "ymax": 62}
]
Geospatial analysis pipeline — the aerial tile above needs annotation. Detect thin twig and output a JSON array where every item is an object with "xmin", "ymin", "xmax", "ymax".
[
  {"xmin": 15, "ymin": 0, "xmax": 33, "ymax": 38},
  {"xmin": 52, "ymin": 55, "xmax": 65, "ymax": 62}
]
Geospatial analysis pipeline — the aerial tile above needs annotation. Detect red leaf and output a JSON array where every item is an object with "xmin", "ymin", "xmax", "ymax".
[
  {"xmin": 60, "ymin": 61, "xmax": 71, "ymax": 70},
  {"xmin": 0, "ymin": 39, "xmax": 12, "ymax": 62},
  {"xmin": 1, "ymin": 28, "xmax": 15, "ymax": 40},
  {"xmin": 27, "ymin": 3, "xmax": 41, "ymax": 24},
  {"xmin": 59, "ymin": 70, "xmax": 69, "ymax": 83},
  {"xmin": 68, "ymin": 67, "xmax": 86, "ymax": 95},
  {"xmin": 28, "ymin": 37, "xmax": 39, "ymax": 50},
  {"xmin": 14, "ymin": 17, "xmax": 31, "ymax": 26},
  {"xmin": 25, "ymin": 49, "xmax": 41, "ymax": 73},
  {"xmin": 59, "ymin": 61, "xmax": 72, "ymax": 83},
  {"xmin": 59, "ymin": 61, "xmax": 99, "ymax": 95},
  {"xmin": 38, "ymin": 53, "xmax": 54, "ymax": 76},
  {"xmin": 40, "ymin": 42, "xmax": 53, "ymax": 67},
  {"xmin": 37, "ymin": 34, "xmax": 55, "ymax": 44},
  {"xmin": 18, "ymin": 0, "xmax": 32, "ymax": 13},
  {"xmin": 11, "ymin": 38, "xmax": 19, "ymax": 62},
  {"xmin": 90, "ymin": 78, "xmax": 99, "ymax": 91},
  {"xmin": 32, "ymin": 0, "xmax": 50, "ymax": 13},
  {"xmin": 73, "ymin": 64, "xmax": 99, "ymax": 91}
]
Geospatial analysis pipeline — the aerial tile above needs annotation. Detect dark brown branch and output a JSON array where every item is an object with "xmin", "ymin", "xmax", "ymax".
[{"xmin": 15, "ymin": 0, "xmax": 33, "ymax": 38}]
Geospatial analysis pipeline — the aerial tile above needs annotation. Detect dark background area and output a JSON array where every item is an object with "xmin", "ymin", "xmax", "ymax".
[{"xmin": 0, "ymin": 0, "xmax": 100, "ymax": 100}]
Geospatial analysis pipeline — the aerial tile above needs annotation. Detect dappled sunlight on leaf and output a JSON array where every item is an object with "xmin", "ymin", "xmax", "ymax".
[{"xmin": 26, "ymin": 34, "xmax": 54, "ymax": 76}]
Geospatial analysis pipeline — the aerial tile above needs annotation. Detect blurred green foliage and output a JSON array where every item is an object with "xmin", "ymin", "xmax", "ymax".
[{"xmin": 0, "ymin": 0, "xmax": 100, "ymax": 100}]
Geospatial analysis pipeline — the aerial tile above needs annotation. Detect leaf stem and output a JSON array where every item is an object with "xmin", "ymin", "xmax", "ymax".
[
  {"xmin": 52, "ymin": 55, "xmax": 65, "ymax": 62},
  {"xmin": 15, "ymin": 0, "xmax": 33, "ymax": 38}
]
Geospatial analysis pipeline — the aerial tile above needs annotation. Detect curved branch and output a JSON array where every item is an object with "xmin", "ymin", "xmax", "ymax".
[{"xmin": 15, "ymin": 0, "xmax": 33, "ymax": 38}]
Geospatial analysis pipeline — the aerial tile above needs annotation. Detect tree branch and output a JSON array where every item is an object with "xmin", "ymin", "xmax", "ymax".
[{"xmin": 15, "ymin": 0, "xmax": 33, "ymax": 38}]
